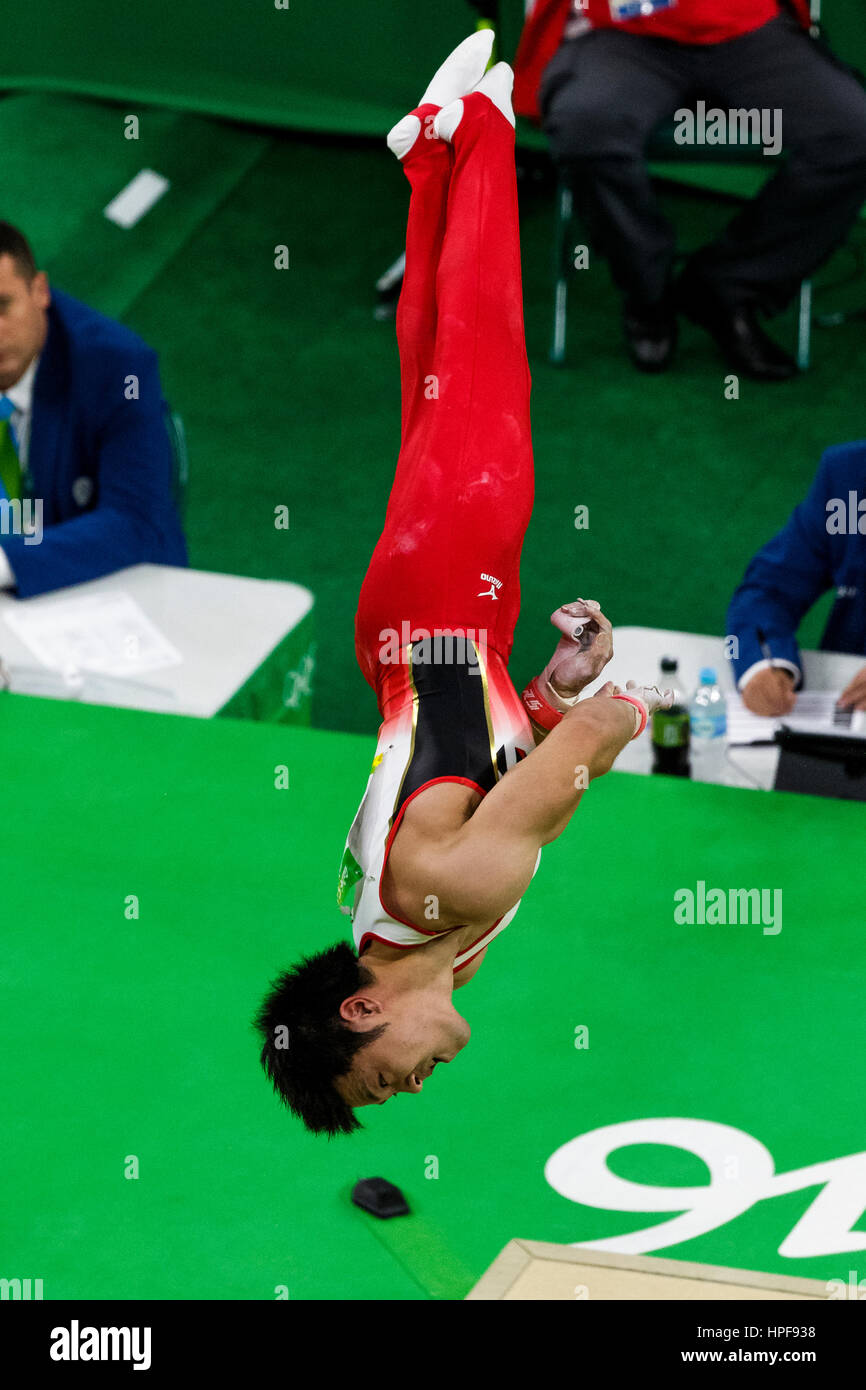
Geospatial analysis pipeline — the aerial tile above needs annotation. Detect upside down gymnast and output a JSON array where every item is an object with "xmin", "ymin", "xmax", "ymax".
[{"xmin": 255, "ymin": 31, "xmax": 673, "ymax": 1137}]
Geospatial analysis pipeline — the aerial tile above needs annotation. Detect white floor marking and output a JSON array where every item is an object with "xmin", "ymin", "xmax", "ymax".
[{"xmin": 103, "ymin": 170, "xmax": 170, "ymax": 229}]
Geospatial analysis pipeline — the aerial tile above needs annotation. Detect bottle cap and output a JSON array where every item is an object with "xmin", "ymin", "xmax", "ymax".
[
  {"xmin": 660, "ymin": 656, "xmax": 677, "ymax": 672},
  {"xmin": 699, "ymin": 667, "xmax": 717, "ymax": 683}
]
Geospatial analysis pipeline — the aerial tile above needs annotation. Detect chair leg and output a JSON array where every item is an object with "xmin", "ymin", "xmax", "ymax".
[
  {"xmin": 374, "ymin": 251, "xmax": 406, "ymax": 321},
  {"xmin": 550, "ymin": 183, "xmax": 573, "ymax": 365},
  {"xmin": 796, "ymin": 279, "xmax": 812, "ymax": 371}
]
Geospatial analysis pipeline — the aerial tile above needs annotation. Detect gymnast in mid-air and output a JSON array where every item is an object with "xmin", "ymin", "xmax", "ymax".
[{"xmin": 255, "ymin": 31, "xmax": 672, "ymax": 1136}]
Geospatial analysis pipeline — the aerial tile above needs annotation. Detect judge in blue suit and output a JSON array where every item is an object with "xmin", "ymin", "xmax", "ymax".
[
  {"xmin": 727, "ymin": 440, "xmax": 866, "ymax": 715},
  {"xmin": 0, "ymin": 221, "xmax": 187, "ymax": 598}
]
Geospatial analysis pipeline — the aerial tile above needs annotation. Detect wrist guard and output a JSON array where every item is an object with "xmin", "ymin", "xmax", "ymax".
[
  {"xmin": 611, "ymin": 692, "xmax": 647, "ymax": 739},
  {"xmin": 521, "ymin": 674, "xmax": 580, "ymax": 731}
]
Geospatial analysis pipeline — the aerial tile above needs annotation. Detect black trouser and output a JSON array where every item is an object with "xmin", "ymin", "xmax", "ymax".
[{"xmin": 539, "ymin": 13, "xmax": 866, "ymax": 314}]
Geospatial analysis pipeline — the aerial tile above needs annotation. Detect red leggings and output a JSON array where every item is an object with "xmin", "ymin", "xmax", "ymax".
[{"xmin": 355, "ymin": 93, "xmax": 535, "ymax": 702}]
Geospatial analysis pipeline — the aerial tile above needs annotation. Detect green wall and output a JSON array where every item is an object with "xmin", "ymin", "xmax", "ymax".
[{"xmin": 4, "ymin": 3, "xmax": 862, "ymax": 139}]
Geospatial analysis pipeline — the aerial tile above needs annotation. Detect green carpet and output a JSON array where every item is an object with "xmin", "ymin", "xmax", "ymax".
[
  {"xmin": 0, "ymin": 94, "xmax": 271, "ymax": 322},
  {"xmin": 2, "ymin": 694, "xmax": 864, "ymax": 1299}
]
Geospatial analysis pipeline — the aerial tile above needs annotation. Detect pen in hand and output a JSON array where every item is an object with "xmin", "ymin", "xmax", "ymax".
[
  {"xmin": 744, "ymin": 628, "xmax": 796, "ymax": 717},
  {"xmin": 756, "ymin": 627, "xmax": 775, "ymax": 668}
]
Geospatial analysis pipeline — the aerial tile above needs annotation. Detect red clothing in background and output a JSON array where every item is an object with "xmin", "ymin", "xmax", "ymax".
[{"xmin": 514, "ymin": 0, "xmax": 813, "ymax": 121}]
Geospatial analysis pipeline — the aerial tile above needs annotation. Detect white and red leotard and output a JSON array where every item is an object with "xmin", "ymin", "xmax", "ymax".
[{"xmin": 339, "ymin": 92, "xmax": 540, "ymax": 976}]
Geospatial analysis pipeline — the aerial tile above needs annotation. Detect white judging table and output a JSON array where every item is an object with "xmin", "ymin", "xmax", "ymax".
[
  {"xmin": 0, "ymin": 564, "xmax": 315, "ymax": 722},
  {"xmin": 583, "ymin": 626, "xmax": 866, "ymax": 792}
]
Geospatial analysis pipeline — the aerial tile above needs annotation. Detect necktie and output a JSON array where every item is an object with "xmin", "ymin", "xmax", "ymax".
[{"xmin": 0, "ymin": 396, "xmax": 21, "ymax": 503}]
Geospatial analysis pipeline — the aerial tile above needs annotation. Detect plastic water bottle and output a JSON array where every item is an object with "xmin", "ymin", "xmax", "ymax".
[
  {"xmin": 689, "ymin": 667, "xmax": 727, "ymax": 782},
  {"xmin": 651, "ymin": 656, "xmax": 691, "ymax": 777}
]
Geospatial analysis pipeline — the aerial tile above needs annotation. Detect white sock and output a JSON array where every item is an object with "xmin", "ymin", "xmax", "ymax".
[
  {"xmin": 432, "ymin": 99, "xmax": 464, "ymax": 144},
  {"xmin": 433, "ymin": 63, "xmax": 515, "ymax": 144},
  {"xmin": 473, "ymin": 62, "xmax": 515, "ymax": 128},
  {"xmin": 387, "ymin": 31, "xmax": 495, "ymax": 159},
  {"xmin": 421, "ymin": 30, "xmax": 494, "ymax": 107},
  {"xmin": 387, "ymin": 114, "xmax": 422, "ymax": 160}
]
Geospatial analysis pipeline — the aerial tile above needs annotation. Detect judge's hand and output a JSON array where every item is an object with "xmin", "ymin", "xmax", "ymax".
[
  {"xmin": 838, "ymin": 664, "xmax": 866, "ymax": 712},
  {"xmin": 741, "ymin": 667, "xmax": 797, "ymax": 717}
]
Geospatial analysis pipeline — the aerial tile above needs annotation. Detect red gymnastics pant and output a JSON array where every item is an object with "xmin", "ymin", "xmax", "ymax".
[{"xmin": 354, "ymin": 92, "xmax": 535, "ymax": 712}]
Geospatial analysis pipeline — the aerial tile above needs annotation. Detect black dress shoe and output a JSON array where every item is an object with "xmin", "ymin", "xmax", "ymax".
[
  {"xmin": 623, "ymin": 299, "xmax": 678, "ymax": 373},
  {"xmin": 674, "ymin": 277, "xmax": 798, "ymax": 381}
]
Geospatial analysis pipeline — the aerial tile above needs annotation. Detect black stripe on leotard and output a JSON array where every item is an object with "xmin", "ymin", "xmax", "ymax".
[{"xmin": 394, "ymin": 636, "xmax": 498, "ymax": 815}]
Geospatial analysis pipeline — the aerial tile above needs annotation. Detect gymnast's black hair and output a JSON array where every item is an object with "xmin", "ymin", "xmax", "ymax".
[
  {"xmin": 0, "ymin": 222, "xmax": 38, "ymax": 282},
  {"xmin": 254, "ymin": 941, "xmax": 388, "ymax": 1137}
]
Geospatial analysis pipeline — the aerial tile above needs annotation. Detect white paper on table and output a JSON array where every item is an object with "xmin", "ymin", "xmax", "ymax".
[
  {"xmin": 2, "ymin": 591, "xmax": 183, "ymax": 677},
  {"xmin": 725, "ymin": 691, "xmax": 864, "ymax": 744}
]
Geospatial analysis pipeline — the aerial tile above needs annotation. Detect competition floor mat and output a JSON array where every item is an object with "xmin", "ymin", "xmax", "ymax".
[
  {"xmin": 466, "ymin": 1242, "xmax": 829, "ymax": 1301},
  {"xmin": 2, "ymin": 692, "xmax": 864, "ymax": 1299}
]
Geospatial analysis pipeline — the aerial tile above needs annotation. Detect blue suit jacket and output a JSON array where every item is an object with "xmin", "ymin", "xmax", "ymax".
[
  {"xmin": 727, "ymin": 442, "xmax": 866, "ymax": 687},
  {"xmin": 3, "ymin": 288, "xmax": 188, "ymax": 597}
]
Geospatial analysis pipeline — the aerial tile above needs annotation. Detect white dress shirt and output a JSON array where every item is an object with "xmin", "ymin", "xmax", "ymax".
[
  {"xmin": 737, "ymin": 656, "xmax": 802, "ymax": 692},
  {"xmin": 0, "ymin": 353, "xmax": 40, "ymax": 589}
]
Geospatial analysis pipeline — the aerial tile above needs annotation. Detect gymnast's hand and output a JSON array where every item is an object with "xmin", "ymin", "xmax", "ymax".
[
  {"xmin": 543, "ymin": 599, "xmax": 614, "ymax": 702},
  {"xmin": 608, "ymin": 680, "xmax": 676, "ymax": 718},
  {"xmin": 589, "ymin": 679, "xmax": 676, "ymax": 736}
]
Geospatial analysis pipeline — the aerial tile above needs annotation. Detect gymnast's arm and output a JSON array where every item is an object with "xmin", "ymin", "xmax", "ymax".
[{"xmin": 430, "ymin": 690, "xmax": 640, "ymax": 928}]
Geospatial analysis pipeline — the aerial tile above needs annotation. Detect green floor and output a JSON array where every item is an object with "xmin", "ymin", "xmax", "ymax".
[
  {"xmin": 3, "ymin": 91, "xmax": 865, "ymax": 734},
  {"xmin": 2, "ymin": 693, "xmax": 864, "ymax": 1299}
]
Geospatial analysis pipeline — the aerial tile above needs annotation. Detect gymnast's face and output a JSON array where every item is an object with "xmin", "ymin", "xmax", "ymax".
[
  {"xmin": 0, "ymin": 255, "xmax": 50, "ymax": 393},
  {"xmin": 334, "ymin": 992, "xmax": 471, "ymax": 1107}
]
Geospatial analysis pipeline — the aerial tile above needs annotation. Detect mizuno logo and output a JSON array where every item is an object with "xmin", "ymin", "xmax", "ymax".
[{"xmin": 478, "ymin": 572, "xmax": 502, "ymax": 599}]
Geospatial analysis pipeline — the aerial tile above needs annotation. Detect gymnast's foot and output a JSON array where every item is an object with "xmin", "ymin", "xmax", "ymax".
[
  {"xmin": 387, "ymin": 30, "xmax": 494, "ymax": 160},
  {"xmin": 433, "ymin": 61, "xmax": 515, "ymax": 144}
]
